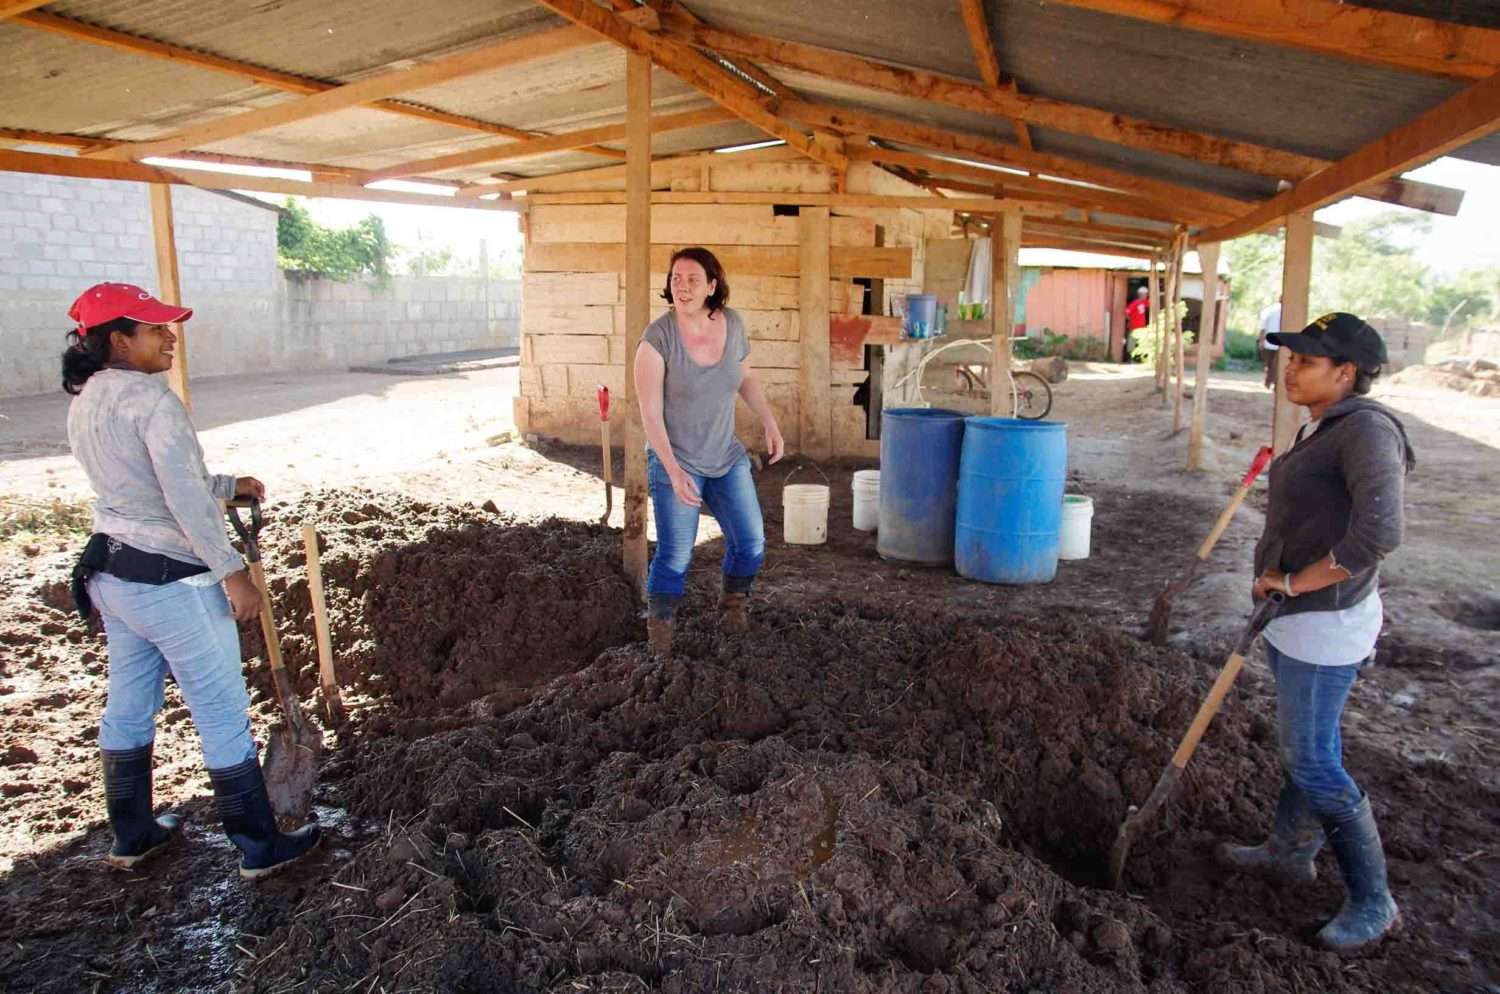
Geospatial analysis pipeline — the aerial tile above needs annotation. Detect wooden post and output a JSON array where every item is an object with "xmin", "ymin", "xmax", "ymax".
[
  {"xmin": 1148, "ymin": 247, "xmax": 1163, "ymax": 388},
  {"xmin": 622, "ymin": 52, "xmax": 651, "ymax": 591},
  {"xmin": 1188, "ymin": 240, "xmax": 1221, "ymax": 470},
  {"xmin": 149, "ymin": 184, "xmax": 189, "ymax": 410},
  {"xmin": 1274, "ymin": 211, "xmax": 1313, "ymax": 455},
  {"xmin": 798, "ymin": 207, "xmax": 832, "ymax": 459},
  {"xmin": 1171, "ymin": 232, "xmax": 1188, "ymax": 430},
  {"xmin": 990, "ymin": 207, "xmax": 1022, "ymax": 415}
]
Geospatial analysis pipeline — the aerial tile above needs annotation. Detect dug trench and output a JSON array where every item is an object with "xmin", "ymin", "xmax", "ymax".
[{"xmin": 0, "ymin": 489, "xmax": 1495, "ymax": 993}]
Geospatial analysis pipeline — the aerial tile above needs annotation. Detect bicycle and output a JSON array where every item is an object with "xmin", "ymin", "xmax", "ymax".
[{"xmin": 889, "ymin": 337, "xmax": 1053, "ymax": 420}]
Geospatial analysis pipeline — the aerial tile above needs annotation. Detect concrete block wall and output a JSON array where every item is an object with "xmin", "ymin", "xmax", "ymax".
[{"xmin": 0, "ymin": 171, "xmax": 520, "ymax": 398}]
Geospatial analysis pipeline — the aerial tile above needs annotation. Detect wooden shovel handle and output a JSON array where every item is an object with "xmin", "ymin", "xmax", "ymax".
[
  {"xmin": 247, "ymin": 559, "xmax": 287, "ymax": 676},
  {"xmin": 600, "ymin": 420, "xmax": 612, "ymax": 485},
  {"xmin": 1195, "ymin": 446, "xmax": 1273, "ymax": 561},
  {"xmin": 301, "ymin": 525, "xmax": 338, "ymax": 694},
  {"xmin": 1170, "ymin": 651, "xmax": 1246, "ymax": 768}
]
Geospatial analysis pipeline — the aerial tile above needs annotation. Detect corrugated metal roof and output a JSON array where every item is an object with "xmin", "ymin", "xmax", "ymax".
[{"xmin": 1350, "ymin": 0, "xmax": 1500, "ymax": 30}]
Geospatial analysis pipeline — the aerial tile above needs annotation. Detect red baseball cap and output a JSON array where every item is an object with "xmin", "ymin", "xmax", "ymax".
[{"xmin": 67, "ymin": 282, "xmax": 193, "ymax": 332}]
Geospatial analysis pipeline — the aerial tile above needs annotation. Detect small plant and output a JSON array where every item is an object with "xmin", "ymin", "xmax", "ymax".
[
  {"xmin": 1131, "ymin": 302, "xmax": 1193, "ymax": 367},
  {"xmin": 1015, "ymin": 331, "xmax": 1108, "ymax": 361}
]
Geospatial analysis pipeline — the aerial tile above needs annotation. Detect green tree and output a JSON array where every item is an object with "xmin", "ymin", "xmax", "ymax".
[{"xmin": 276, "ymin": 200, "xmax": 392, "ymax": 280}]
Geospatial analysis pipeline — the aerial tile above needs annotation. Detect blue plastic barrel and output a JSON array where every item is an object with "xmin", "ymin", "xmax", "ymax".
[
  {"xmin": 955, "ymin": 417, "xmax": 1068, "ymax": 584},
  {"xmin": 877, "ymin": 408, "xmax": 967, "ymax": 564}
]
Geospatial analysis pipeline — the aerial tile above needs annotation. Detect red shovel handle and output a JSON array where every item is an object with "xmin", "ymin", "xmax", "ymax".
[
  {"xmin": 1241, "ymin": 445, "xmax": 1273, "ymax": 488},
  {"xmin": 597, "ymin": 385, "xmax": 610, "ymax": 421}
]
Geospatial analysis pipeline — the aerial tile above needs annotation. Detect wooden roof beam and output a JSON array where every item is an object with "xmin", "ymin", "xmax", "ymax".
[
  {"xmin": 15, "ymin": 11, "xmax": 625, "ymax": 160},
  {"xmin": 780, "ymin": 99, "xmax": 1250, "ymax": 220},
  {"xmin": 0, "ymin": 148, "xmax": 520, "ymax": 211},
  {"xmin": 1022, "ymin": 237, "xmax": 1152, "ymax": 258},
  {"xmin": 1202, "ymin": 68, "xmax": 1500, "ymax": 242},
  {"xmin": 633, "ymin": 0, "xmax": 788, "ymax": 99},
  {"xmin": 957, "ymin": 0, "xmax": 1032, "ymax": 150},
  {"xmin": 532, "ymin": 0, "xmax": 847, "ymax": 174},
  {"xmin": 83, "ymin": 25, "xmax": 599, "ymax": 162},
  {"xmin": 358, "ymin": 105, "xmax": 735, "ymax": 184},
  {"xmin": 0, "ymin": 1, "xmax": 49, "ymax": 20},
  {"xmin": 482, "ymin": 143, "xmax": 805, "ymax": 195},
  {"xmin": 655, "ymin": 17, "xmax": 1324, "ymax": 180},
  {"xmin": 1040, "ymin": 0, "xmax": 1500, "ymax": 81}
]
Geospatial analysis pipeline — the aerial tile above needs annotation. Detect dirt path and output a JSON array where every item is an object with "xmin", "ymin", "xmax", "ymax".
[{"xmin": 1, "ymin": 363, "xmax": 1495, "ymax": 992}]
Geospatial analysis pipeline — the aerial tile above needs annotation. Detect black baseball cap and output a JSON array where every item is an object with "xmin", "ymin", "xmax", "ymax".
[{"xmin": 1267, "ymin": 312, "xmax": 1387, "ymax": 369}]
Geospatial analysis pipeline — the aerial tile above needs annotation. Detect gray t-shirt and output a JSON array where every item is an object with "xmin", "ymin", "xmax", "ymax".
[{"xmin": 642, "ymin": 307, "xmax": 750, "ymax": 477}]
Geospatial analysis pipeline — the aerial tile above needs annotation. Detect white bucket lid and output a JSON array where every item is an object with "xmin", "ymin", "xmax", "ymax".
[{"xmin": 784, "ymin": 483, "xmax": 830, "ymax": 504}]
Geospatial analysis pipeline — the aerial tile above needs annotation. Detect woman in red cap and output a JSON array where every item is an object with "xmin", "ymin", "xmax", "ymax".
[
  {"xmin": 1215, "ymin": 312, "xmax": 1413, "ymax": 951},
  {"xmin": 62, "ymin": 282, "xmax": 319, "ymax": 880}
]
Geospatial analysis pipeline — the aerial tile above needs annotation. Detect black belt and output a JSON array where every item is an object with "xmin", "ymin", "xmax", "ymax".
[{"xmin": 71, "ymin": 534, "xmax": 210, "ymax": 620}]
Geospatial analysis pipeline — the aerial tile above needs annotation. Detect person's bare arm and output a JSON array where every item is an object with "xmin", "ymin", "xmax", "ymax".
[{"xmin": 635, "ymin": 343, "xmax": 701, "ymax": 506}]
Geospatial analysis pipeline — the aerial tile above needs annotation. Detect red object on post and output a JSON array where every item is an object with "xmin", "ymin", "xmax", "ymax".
[
  {"xmin": 1242, "ymin": 445, "xmax": 1273, "ymax": 488},
  {"xmin": 597, "ymin": 384, "xmax": 610, "ymax": 421}
]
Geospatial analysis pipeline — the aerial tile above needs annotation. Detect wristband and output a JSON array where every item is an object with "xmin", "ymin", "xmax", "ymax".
[{"xmin": 1282, "ymin": 573, "xmax": 1295, "ymax": 597}]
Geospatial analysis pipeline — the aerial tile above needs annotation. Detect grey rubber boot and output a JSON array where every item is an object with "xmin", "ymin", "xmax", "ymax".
[
  {"xmin": 1316, "ymin": 795, "xmax": 1401, "ymax": 952},
  {"xmin": 101, "ymin": 745, "xmax": 181, "ymax": 869},
  {"xmin": 1215, "ymin": 780, "xmax": 1324, "ymax": 885}
]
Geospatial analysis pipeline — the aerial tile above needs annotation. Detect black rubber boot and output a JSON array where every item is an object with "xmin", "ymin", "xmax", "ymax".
[
  {"xmin": 209, "ymin": 757, "xmax": 320, "ymax": 881},
  {"xmin": 101, "ymin": 744, "xmax": 181, "ymax": 869},
  {"xmin": 1215, "ymin": 780, "xmax": 1323, "ymax": 885},
  {"xmin": 1316, "ymin": 795, "xmax": 1400, "ymax": 951}
]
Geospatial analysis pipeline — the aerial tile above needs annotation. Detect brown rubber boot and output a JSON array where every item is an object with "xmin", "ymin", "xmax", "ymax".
[
  {"xmin": 647, "ymin": 617, "xmax": 674, "ymax": 659},
  {"xmin": 719, "ymin": 592, "xmax": 750, "ymax": 634}
]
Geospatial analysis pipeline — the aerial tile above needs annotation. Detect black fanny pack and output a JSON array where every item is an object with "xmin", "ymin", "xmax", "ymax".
[{"xmin": 71, "ymin": 534, "xmax": 210, "ymax": 620}]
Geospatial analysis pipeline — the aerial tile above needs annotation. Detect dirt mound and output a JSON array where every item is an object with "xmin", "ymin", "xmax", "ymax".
[
  {"xmin": 237, "ymin": 489, "xmax": 642, "ymax": 722},
  {"xmin": 239, "ymin": 601, "xmax": 1498, "ymax": 993},
  {"xmin": 1386, "ymin": 362, "xmax": 1500, "ymax": 397}
]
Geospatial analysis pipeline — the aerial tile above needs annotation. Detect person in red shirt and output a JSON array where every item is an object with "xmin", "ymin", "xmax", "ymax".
[{"xmin": 1124, "ymin": 286, "xmax": 1150, "ymax": 361}]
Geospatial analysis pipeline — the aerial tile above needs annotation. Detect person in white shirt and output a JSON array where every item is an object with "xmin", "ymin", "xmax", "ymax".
[
  {"xmin": 1258, "ymin": 299, "xmax": 1282, "ymax": 389},
  {"xmin": 62, "ymin": 282, "xmax": 318, "ymax": 880}
]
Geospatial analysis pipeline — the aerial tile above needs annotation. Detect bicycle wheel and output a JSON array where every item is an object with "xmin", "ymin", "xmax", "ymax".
[{"xmin": 1011, "ymin": 370, "xmax": 1053, "ymax": 420}]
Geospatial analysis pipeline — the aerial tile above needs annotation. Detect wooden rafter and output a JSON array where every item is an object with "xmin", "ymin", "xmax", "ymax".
[
  {"xmin": 533, "ymin": 0, "xmax": 848, "ymax": 173},
  {"xmin": 780, "ymin": 99, "xmax": 1248, "ymax": 219},
  {"xmin": 526, "ymin": 190, "xmax": 1043, "ymax": 212},
  {"xmin": 656, "ymin": 17, "xmax": 1324, "ymax": 180},
  {"xmin": 83, "ymin": 25, "xmax": 598, "ymax": 162},
  {"xmin": 635, "ymin": 0, "xmax": 787, "ymax": 99},
  {"xmin": 1019, "ymin": 214, "xmax": 1173, "ymax": 245},
  {"xmin": 957, "ymin": 0, "xmax": 1032, "ymax": 150},
  {"xmin": 359, "ymin": 106, "xmax": 735, "ymax": 184},
  {"xmin": 0, "ymin": 148, "xmax": 520, "ymax": 211},
  {"xmin": 1041, "ymin": 0, "xmax": 1500, "ymax": 81},
  {"xmin": 850, "ymin": 146, "xmax": 1209, "ymax": 223},
  {"xmin": 0, "ymin": 1, "xmax": 48, "ymax": 19},
  {"xmin": 1023, "ymin": 237, "xmax": 1151, "ymax": 258},
  {"xmin": 1202, "ymin": 69, "xmax": 1500, "ymax": 242},
  {"xmin": 15, "ymin": 11, "xmax": 625, "ymax": 161},
  {"xmin": 480, "ymin": 143, "xmax": 805, "ymax": 196}
]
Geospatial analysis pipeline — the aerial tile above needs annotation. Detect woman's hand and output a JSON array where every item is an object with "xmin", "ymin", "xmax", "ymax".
[
  {"xmin": 763, "ymin": 419, "xmax": 785, "ymax": 465},
  {"xmin": 667, "ymin": 463, "xmax": 702, "ymax": 508},
  {"xmin": 224, "ymin": 569, "xmax": 262, "ymax": 622},
  {"xmin": 234, "ymin": 476, "xmax": 266, "ymax": 501},
  {"xmin": 1253, "ymin": 569, "xmax": 1290, "ymax": 601}
]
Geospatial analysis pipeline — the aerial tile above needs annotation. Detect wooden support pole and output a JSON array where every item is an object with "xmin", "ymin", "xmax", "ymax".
[
  {"xmin": 623, "ymin": 53, "xmax": 651, "ymax": 593},
  {"xmin": 1171, "ymin": 232, "xmax": 1187, "ymax": 425},
  {"xmin": 1274, "ymin": 211, "xmax": 1314, "ymax": 455},
  {"xmin": 1148, "ymin": 247, "xmax": 1163, "ymax": 383},
  {"xmin": 148, "ymin": 184, "xmax": 189, "ymax": 410},
  {"xmin": 990, "ymin": 208, "xmax": 1022, "ymax": 416},
  {"xmin": 799, "ymin": 207, "xmax": 832, "ymax": 459},
  {"xmin": 1188, "ymin": 240, "xmax": 1221, "ymax": 470}
]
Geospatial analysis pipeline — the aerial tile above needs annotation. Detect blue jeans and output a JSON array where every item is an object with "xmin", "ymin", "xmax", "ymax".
[
  {"xmin": 1268, "ymin": 641, "xmax": 1366, "ymax": 819},
  {"xmin": 90, "ymin": 573, "xmax": 257, "ymax": 771},
  {"xmin": 646, "ymin": 450, "xmax": 766, "ymax": 600}
]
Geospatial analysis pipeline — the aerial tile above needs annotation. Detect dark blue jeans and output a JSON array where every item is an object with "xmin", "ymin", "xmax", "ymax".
[
  {"xmin": 646, "ymin": 450, "xmax": 765, "ymax": 601},
  {"xmin": 1268, "ymin": 641, "xmax": 1367, "ymax": 819}
]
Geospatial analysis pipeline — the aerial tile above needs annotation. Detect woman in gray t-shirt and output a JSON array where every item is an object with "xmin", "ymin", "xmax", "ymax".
[{"xmin": 634, "ymin": 247, "xmax": 785, "ymax": 657}]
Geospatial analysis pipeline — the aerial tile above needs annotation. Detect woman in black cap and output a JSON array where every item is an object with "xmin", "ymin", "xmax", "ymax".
[
  {"xmin": 63, "ymin": 281, "xmax": 319, "ymax": 880},
  {"xmin": 1216, "ymin": 312, "xmax": 1413, "ymax": 951}
]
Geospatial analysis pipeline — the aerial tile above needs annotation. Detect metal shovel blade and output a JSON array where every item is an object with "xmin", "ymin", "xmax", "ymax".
[{"xmin": 263, "ymin": 706, "xmax": 323, "ymax": 821}]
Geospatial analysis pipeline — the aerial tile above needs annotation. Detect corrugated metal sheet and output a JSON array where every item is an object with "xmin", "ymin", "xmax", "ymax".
[{"xmin": 1349, "ymin": 0, "xmax": 1500, "ymax": 30}]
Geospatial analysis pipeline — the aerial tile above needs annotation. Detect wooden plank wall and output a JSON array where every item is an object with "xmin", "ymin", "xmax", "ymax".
[{"xmin": 516, "ymin": 160, "xmax": 949, "ymax": 460}]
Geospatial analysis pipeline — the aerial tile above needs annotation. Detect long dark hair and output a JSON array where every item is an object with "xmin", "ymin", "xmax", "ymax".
[
  {"xmin": 62, "ymin": 317, "xmax": 137, "ymax": 395},
  {"xmin": 660, "ymin": 246, "xmax": 730, "ymax": 316}
]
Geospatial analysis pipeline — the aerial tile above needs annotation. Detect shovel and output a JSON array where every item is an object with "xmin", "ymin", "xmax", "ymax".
[
  {"xmin": 1108, "ymin": 592, "xmax": 1283, "ymax": 890},
  {"xmin": 597, "ymin": 384, "xmax": 612, "ymax": 527},
  {"xmin": 1148, "ymin": 445, "xmax": 1273, "ymax": 646},
  {"xmin": 228, "ymin": 499, "xmax": 322, "ymax": 820},
  {"xmin": 301, "ymin": 524, "xmax": 345, "ymax": 726}
]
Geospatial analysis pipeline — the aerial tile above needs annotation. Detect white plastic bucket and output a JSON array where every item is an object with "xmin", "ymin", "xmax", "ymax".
[
  {"xmin": 1059, "ymin": 494, "xmax": 1094, "ymax": 560},
  {"xmin": 783, "ymin": 484, "xmax": 831, "ymax": 545},
  {"xmin": 851, "ymin": 470, "xmax": 880, "ymax": 531}
]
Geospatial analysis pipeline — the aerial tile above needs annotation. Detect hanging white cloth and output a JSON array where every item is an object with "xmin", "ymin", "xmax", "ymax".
[{"xmin": 964, "ymin": 237, "xmax": 992, "ymax": 307}]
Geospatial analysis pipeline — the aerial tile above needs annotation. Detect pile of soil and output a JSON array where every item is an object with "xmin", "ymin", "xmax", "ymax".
[
  {"xmin": 1387, "ymin": 362, "xmax": 1500, "ymax": 398},
  {"xmin": 238, "ymin": 601, "xmax": 1495, "ymax": 994},
  {"xmin": 236, "ymin": 490, "xmax": 642, "ymax": 724}
]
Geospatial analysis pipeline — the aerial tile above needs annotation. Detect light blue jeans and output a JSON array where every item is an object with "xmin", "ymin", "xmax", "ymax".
[
  {"xmin": 90, "ymin": 573, "xmax": 256, "ymax": 770},
  {"xmin": 1268, "ymin": 641, "xmax": 1367, "ymax": 819},
  {"xmin": 646, "ymin": 449, "xmax": 766, "ymax": 600}
]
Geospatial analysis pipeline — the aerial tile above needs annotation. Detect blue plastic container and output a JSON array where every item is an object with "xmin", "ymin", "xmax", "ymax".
[
  {"xmin": 955, "ymin": 417, "xmax": 1068, "ymax": 584},
  {"xmin": 904, "ymin": 294, "xmax": 937, "ymax": 339},
  {"xmin": 878, "ymin": 407, "xmax": 967, "ymax": 564}
]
